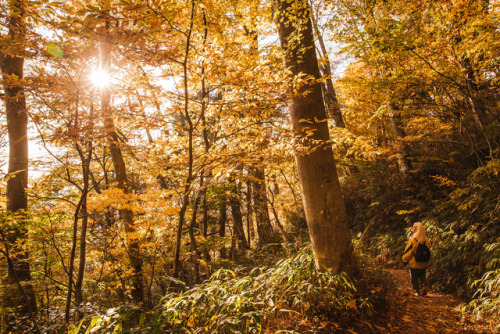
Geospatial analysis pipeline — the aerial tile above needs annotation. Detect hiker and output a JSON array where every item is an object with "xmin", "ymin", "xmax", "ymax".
[{"xmin": 402, "ymin": 222, "xmax": 431, "ymax": 296}]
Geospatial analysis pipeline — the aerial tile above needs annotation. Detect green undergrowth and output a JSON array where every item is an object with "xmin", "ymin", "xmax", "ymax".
[
  {"xmin": 356, "ymin": 158, "xmax": 500, "ymax": 324},
  {"xmin": 429, "ymin": 159, "xmax": 500, "ymax": 322},
  {"xmin": 66, "ymin": 244, "xmax": 389, "ymax": 333}
]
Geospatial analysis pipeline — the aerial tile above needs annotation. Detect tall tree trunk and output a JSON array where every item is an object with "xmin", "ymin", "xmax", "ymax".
[
  {"xmin": 64, "ymin": 165, "xmax": 86, "ymax": 323},
  {"xmin": 387, "ymin": 102, "xmax": 411, "ymax": 188},
  {"xmin": 99, "ymin": 27, "xmax": 144, "ymax": 303},
  {"xmin": 0, "ymin": 0, "xmax": 37, "ymax": 318},
  {"xmin": 173, "ymin": 194, "xmax": 189, "ymax": 278},
  {"xmin": 173, "ymin": 0, "xmax": 196, "ymax": 278},
  {"xmin": 65, "ymin": 91, "xmax": 93, "ymax": 322},
  {"xmin": 199, "ymin": 17, "xmax": 212, "ymax": 263},
  {"xmin": 188, "ymin": 192, "xmax": 201, "ymax": 283},
  {"xmin": 74, "ymin": 142, "xmax": 92, "ymax": 318},
  {"xmin": 252, "ymin": 167, "xmax": 275, "ymax": 245},
  {"xmin": 200, "ymin": 188, "xmax": 211, "ymax": 262},
  {"xmin": 229, "ymin": 179, "xmax": 249, "ymax": 250},
  {"xmin": 245, "ymin": 180, "xmax": 254, "ymax": 247},
  {"xmin": 218, "ymin": 193, "xmax": 227, "ymax": 259},
  {"xmin": 274, "ymin": 0, "xmax": 356, "ymax": 273}
]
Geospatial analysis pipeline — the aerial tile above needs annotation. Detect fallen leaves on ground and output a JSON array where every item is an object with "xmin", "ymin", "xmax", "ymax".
[{"xmin": 271, "ymin": 268, "xmax": 499, "ymax": 333}]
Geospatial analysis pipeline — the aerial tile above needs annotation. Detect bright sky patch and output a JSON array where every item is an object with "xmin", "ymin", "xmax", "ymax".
[{"xmin": 90, "ymin": 69, "xmax": 111, "ymax": 89}]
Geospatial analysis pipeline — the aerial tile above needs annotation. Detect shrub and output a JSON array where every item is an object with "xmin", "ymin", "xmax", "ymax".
[
  {"xmin": 466, "ymin": 242, "xmax": 500, "ymax": 320},
  {"xmin": 148, "ymin": 246, "xmax": 356, "ymax": 333},
  {"xmin": 75, "ymin": 245, "xmax": 390, "ymax": 333}
]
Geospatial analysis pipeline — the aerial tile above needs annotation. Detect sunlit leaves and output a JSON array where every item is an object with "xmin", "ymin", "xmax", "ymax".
[{"xmin": 46, "ymin": 42, "xmax": 64, "ymax": 58}]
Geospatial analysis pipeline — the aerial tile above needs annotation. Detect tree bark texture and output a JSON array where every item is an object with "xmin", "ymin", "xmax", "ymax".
[
  {"xmin": 275, "ymin": 0, "xmax": 356, "ymax": 273},
  {"xmin": 0, "ymin": 0, "xmax": 37, "ymax": 316}
]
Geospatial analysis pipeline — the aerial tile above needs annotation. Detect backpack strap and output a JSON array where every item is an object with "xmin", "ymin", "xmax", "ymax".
[
  {"xmin": 411, "ymin": 238, "xmax": 422, "ymax": 256},
  {"xmin": 413, "ymin": 237, "xmax": 424, "ymax": 244}
]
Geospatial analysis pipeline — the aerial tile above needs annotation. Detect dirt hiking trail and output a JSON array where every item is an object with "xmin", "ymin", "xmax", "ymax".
[{"xmin": 372, "ymin": 269, "xmax": 498, "ymax": 334}]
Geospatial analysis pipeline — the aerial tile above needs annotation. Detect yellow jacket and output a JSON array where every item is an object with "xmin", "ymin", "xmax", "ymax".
[{"xmin": 402, "ymin": 237, "xmax": 431, "ymax": 269}]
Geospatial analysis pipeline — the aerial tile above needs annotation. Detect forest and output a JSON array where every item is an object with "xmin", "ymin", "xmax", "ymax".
[{"xmin": 0, "ymin": 0, "xmax": 499, "ymax": 333}]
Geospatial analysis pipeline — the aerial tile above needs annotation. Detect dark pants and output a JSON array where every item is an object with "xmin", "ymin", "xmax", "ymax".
[{"xmin": 409, "ymin": 268, "xmax": 427, "ymax": 291}]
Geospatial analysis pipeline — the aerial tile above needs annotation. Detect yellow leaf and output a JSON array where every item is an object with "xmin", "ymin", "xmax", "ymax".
[
  {"xmin": 402, "ymin": 315, "xmax": 412, "ymax": 322},
  {"xmin": 347, "ymin": 299, "xmax": 357, "ymax": 310}
]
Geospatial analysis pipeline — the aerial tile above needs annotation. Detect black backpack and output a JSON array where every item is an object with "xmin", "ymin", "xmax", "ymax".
[{"xmin": 414, "ymin": 239, "xmax": 431, "ymax": 262}]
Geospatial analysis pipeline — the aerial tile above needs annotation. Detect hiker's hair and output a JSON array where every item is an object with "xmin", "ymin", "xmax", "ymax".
[{"xmin": 413, "ymin": 222, "xmax": 427, "ymax": 243}]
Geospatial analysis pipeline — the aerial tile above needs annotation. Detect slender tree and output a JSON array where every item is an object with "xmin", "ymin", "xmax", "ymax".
[
  {"xmin": 97, "ymin": 7, "xmax": 144, "ymax": 303},
  {"xmin": 173, "ymin": 0, "xmax": 197, "ymax": 278},
  {"xmin": 310, "ymin": 2, "xmax": 345, "ymax": 128}
]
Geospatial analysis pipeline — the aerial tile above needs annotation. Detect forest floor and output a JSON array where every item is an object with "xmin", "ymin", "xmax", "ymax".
[
  {"xmin": 353, "ymin": 268, "xmax": 499, "ymax": 334},
  {"xmin": 273, "ymin": 267, "xmax": 498, "ymax": 333}
]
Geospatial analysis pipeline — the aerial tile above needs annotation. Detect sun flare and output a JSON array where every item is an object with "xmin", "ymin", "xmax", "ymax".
[{"xmin": 90, "ymin": 69, "xmax": 111, "ymax": 88}]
